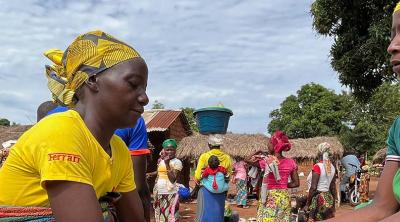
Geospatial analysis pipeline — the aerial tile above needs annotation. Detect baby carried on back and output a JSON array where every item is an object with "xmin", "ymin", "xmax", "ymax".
[{"xmin": 200, "ymin": 155, "xmax": 229, "ymax": 193}]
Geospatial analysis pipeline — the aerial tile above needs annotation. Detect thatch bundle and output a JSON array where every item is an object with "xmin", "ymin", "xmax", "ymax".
[
  {"xmin": 373, "ymin": 148, "xmax": 387, "ymax": 164},
  {"xmin": 176, "ymin": 134, "xmax": 344, "ymax": 160},
  {"xmin": 284, "ymin": 136, "xmax": 344, "ymax": 160},
  {"xmin": 176, "ymin": 133, "xmax": 269, "ymax": 159},
  {"xmin": 0, "ymin": 125, "xmax": 31, "ymax": 145}
]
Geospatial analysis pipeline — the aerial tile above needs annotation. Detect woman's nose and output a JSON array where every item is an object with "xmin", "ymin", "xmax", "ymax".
[
  {"xmin": 388, "ymin": 35, "xmax": 400, "ymax": 55},
  {"xmin": 138, "ymin": 91, "xmax": 149, "ymax": 106}
]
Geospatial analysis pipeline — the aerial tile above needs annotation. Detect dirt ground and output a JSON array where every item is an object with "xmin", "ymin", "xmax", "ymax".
[{"xmin": 161, "ymin": 176, "xmax": 380, "ymax": 222}]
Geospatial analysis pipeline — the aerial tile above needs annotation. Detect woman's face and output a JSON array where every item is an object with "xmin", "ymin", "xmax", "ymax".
[
  {"xmin": 164, "ymin": 147, "xmax": 176, "ymax": 159},
  {"xmin": 94, "ymin": 58, "xmax": 149, "ymax": 128},
  {"xmin": 268, "ymin": 140, "xmax": 274, "ymax": 154},
  {"xmin": 388, "ymin": 12, "xmax": 400, "ymax": 76}
]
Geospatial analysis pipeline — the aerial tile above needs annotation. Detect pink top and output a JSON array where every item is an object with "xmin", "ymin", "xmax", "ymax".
[
  {"xmin": 259, "ymin": 157, "xmax": 297, "ymax": 190},
  {"xmin": 233, "ymin": 161, "xmax": 247, "ymax": 180}
]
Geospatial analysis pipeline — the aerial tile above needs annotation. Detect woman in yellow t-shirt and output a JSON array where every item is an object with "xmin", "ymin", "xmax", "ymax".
[
  {"xmin": 0, "ymin": 30, "xmax": 148, "ymax": 222},
  {"xmin": 153, "ymin": 139, "xmax": 183, "ymax": 222}
]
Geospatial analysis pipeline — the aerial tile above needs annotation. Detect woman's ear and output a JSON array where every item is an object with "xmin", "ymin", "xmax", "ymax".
[{"xmin": 85, "ymin": 75, "xmax": 99, "ymax": 92}]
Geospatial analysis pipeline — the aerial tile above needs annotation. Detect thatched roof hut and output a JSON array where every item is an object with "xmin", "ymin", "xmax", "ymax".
[
  {"xmin": 0, "ymin": 125, "xmax": 31, "ymax": 146},
  {"xmin": 176, "ymin": 133, "xmax": 269, "ymax": 159},
  {"xmin": 373, "ymin": 148, "xmax": 387, "ymax": 164},
  {"xmin": 285, "ymin": 136, "xmax": 344, "ymax": 160},
  {"xmin": 176, "ymin": 134, "xmax": 344, "ymax": 160}
]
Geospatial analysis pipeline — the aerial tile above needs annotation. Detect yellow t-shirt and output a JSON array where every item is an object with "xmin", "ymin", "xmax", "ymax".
[
  {"xmin": 194, "ymin": 149, "xmax": 232, "ymax": 181},
  {"xmin": 0, "ymin": 110, "xmax": 135, "ymax": 207},
  {"xmin": 156, "ymin": 158, "xmax": 183, "ymax": 194}
]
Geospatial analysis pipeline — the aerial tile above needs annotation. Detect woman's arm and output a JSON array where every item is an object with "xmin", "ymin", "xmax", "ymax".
[
  {"xmin": 329, "ymin": 175, "xmax": 337, "ymax": 204},
  {"xmin": 131, "ymin": 155, "xmax": 151, "ymax": 222},
  {"xmin": 146, "ymin": 171, "xmax": 158, "ymax": 179},
  {"xmin": 306, "ymin": 172, "xmax": 320, "ymax": 207},
  {"xmin": 379, "ymin": 211, "xmax": 400, "ymax": 221},
  {"xmin": 164, "ymin": 159, "xmax": 179, "ymax": 183},
  {"xmin": 326, "ymin": 161, "xmax": 400, "ymax": 222},
  {"xmin": 116, "ymin": 190, "xmax": 145, "ymax": 222},
  {"xmin": 288, "ymin": 169, "xmax": 300, "ymax": 188},
  {"xmin": 47, "ymin": 181, "xmax": 103, "ymax": 222},
  {"xmin": 244, "ymin": 155, "xmax": 261, "ymax": 167}
]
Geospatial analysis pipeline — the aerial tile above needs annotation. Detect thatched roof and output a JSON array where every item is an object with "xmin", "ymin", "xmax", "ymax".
[
  {"xmin": 373, "ymin": 148, "xmax": 387, "ymax": 164},
  {"xmin": 176, "ymin": 134, "xmax": 344, "ymax": 160},
  {"xmin": 176, "ymin": 133, "xmax": 269, "ymax": 159},
  {"xmin": 0, "ymin": 125, "xmax": 32, "ymax": 146},
  {"xmin": 284, "ymin": 136, "xmax": 344, "ymax": 160}
]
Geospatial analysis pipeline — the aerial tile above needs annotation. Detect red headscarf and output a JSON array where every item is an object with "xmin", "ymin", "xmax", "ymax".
[{"xmin": 270, "ymin": 131, "xmax": 291, "ymax": 153}]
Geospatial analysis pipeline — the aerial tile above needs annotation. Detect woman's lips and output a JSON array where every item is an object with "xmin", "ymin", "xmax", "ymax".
[{"xmin": 393, "ymin": 64, "xmax": 400, "ymax": 74}]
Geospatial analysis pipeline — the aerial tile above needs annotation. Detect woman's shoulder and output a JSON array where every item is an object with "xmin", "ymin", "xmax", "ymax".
[
  {"xmin": 281, "ymin": 157, "xmax": 296, "ymax": 164},
  {"xmin": 111, "ymin": 135, "xmax": 130, "ymax": 156},
  {"xmin": 36, "ymin": 110, "xmax": 84, "ymax": 132},
  {"xmin": 389, "ymin": 116, "xmax": 400, "ymax": 134},
  {"xmin": 20, "ymin": 110, "xmax": 85, "ymax": 144},
  {"xmin": 281, "ymin": 157, "xmax": 298, "ymax": 169}
]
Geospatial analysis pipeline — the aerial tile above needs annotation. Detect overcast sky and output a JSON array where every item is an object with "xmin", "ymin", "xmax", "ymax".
[{"xmin": 0, "ymin": 0, "xmax": 345, "ymax": 134}]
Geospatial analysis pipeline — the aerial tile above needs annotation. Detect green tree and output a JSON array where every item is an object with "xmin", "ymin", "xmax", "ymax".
[
  {"xmin": 180, "ymin": 107, "xmax": 199, "ymax": 133},
  {"xmin": 340, "ymin": 83, "xmax": 400, "ymax": 155},
  {"xmin": 152, "ymin": 100, "xmax": 165, "ymax": 109},
  {"xmin": 339, "ymin": 121, "xmax": 381, "ymax": 155},
  {"xmin": 268, "ymin": 83, "xmax": 348, "ymax": 138},
  {"xmin": 311, "ymin": 1, "xmax": 397, "ymax": 101},
  {"xmin": 0, "ymin": 118, "xmax": 10, "ymax": 126}
]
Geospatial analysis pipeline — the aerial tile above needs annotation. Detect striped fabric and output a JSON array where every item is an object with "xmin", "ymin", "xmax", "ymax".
[
  {"xmin": 0, "ymin": 206, "xmax": 55, "ymax": 222},
  {"xmin": 44, "ymin": 30, "xmax": 140, "ymax": 107},
  {"xmin": 386, "ymin": 155, "xmax": 400, "ymax": 162}
]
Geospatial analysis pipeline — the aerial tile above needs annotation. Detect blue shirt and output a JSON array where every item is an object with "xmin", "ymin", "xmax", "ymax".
[
  {"xmin": 201, "ymin": 172, "xmax": 229, "ymax": 193},
  {"xmin": 46, "ymin": 105, "xmax": 149, "ymax": 155},
  {"xmin": 115, "ymin": 117, "xmax": 149, "ymax": 155},
  {"xmin": 341, "ymin": 155, "xmax": 361, "ymax": 177},
  {"xmin": 47, "ymin": 106, "xmax": 68, "ymax": 115}
]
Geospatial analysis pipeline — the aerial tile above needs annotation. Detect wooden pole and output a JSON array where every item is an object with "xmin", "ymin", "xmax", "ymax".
[{"xmin": 336, "ymin": 158, "xmax": 341, "ymax": 208}]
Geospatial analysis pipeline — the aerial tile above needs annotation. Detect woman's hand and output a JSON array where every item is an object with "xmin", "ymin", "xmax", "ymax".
[
  {"xmin": 146, "ymin": 171, "xmax": 157, "ymax": 180},
  {"xmin": 303, "ymin": 205, "xmax": 309, "ymax": 213}
]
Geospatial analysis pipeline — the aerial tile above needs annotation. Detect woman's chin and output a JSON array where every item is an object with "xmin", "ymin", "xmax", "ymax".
[{"xmin": 120, "ymin": 116, "xmax": 140, "ymax": 128}]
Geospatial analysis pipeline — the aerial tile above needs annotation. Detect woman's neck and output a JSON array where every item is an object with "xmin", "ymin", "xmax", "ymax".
[
  {"xmin": 274, "ymin": 152, "xmax": 284, "ymax": 159},
  {"xmin": 74, "ymin": 105, "xmax": 115, "ymax": 152}
]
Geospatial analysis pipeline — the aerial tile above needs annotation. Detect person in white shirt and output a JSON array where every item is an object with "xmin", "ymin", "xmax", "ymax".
[{"xmin": 306, "ymin": 142, "xmax": 337, "ymax": 221}]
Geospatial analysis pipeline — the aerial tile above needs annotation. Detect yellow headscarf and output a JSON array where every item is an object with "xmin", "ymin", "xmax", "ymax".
[
  {"xmin": 44, "ymin": 30, "xmax": 141, "ymax": 107},
  {"xmin": 394, "ymin": 2, "xmax": 400, "ymax": 14}
]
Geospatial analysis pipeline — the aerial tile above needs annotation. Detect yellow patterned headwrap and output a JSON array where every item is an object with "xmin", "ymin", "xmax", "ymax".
[
  {"xmin": 394, "ymin": 2, "xmax": 400, "ymax": 14},
  {"xmin": 44, "ymin": 30, "xmax": 140, "ymax": 107}
]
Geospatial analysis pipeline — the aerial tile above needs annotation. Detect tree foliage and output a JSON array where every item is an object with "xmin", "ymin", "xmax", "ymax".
[
  {"xmin": 340, "ymin": 83, "xmax": 400, "ymax": 154},
  {"xmin": 0, "ymin": 118, "xmax": 10, "ymax": 126},
  {"xmin": 268, "ymin": 83, "xmax": 348, "ymax": 138},
  {"xmin": 152, "ymin": 100, "xmax": 165, "ymax": 109},
  {"xmin": 311, "ymin": 0, "xmax": 397, "ymax": 101},
  {"xmin": 268, "ymin": 82, "xmax": 400, "ymax": 156},
  {"xmin": 180, "ymin": 107, "xmax": 199, "ymax": 133}
]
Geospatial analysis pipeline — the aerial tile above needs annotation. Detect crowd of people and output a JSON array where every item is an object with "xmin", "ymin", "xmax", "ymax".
[{"xmin": 1, "ymin": 2, "xmax": 400, "ymax": 221}]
